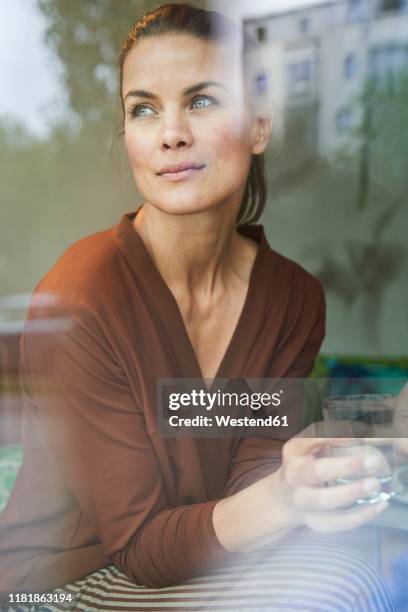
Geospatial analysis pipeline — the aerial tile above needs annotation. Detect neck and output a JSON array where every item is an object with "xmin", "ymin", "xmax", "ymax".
[{"xmin": 133, "ymin": 202, "xmax": 256, "ymax": 302}]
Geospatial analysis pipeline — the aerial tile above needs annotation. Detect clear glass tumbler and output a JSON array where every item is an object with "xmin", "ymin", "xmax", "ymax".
[{"xmin": 322, "ymin": 394, "xmax": 400, "ymax": 504}]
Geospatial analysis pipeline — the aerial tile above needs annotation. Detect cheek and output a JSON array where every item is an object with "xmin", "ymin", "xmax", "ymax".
[
  {"xmin": 124, "ymin": 127, "xmax": 148, "ymax": 169},
  {"xmin": 211, "ymin": 110, "xmax": 252, "ymax": 153},
  {"xmin": 210, "ymin": 122, "xmax": 253, "ymax": 175}
]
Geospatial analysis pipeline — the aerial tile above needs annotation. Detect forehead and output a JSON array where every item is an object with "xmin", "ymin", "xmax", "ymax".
[{"xmin": 122, "ymin": 33, "xmax": 242, "ymax": 95}]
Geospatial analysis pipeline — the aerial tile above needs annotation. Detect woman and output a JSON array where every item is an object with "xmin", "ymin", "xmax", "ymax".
[{"xmin": 0, "ymin": 4, "xmax": 396, "ymax": 611}]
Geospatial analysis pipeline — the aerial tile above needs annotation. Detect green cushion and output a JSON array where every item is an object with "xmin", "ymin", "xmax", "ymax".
[
  {"xmin": 304, "ymin": 355, "xmax": 408, "ymax": 426},
  {"xmin": 311, "ymin": 354, "xmax": 408, "ymax": 380},
  {"xmin": 0, "ymin": 444, "xmax": 23, "ymax": 513}
]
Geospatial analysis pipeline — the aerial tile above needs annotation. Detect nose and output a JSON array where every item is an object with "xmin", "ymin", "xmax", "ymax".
[{"xmin": 160, "ymin": 111, "xmax": 193, "ymax": 150}]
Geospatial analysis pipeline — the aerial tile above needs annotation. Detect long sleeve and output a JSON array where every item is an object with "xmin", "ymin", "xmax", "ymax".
[
  {"xmin": 4, "ymin": 217, "xmax": 329, "ymax": 591},
  {"xmin": 224, "ymin": 276, "xmax": 326, "ymax": 496},
  {"xmin": 21, "ymin": 301, "xmax": 232, "ymax": 588}
]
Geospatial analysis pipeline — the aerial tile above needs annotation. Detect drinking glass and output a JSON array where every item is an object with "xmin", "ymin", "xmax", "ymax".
[{"xmin": 322, "ymin": 394, "xmax": 402, "ymax": 504}]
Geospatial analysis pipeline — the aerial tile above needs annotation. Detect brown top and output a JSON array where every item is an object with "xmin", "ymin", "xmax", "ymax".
[{"xmin": 0, "ymin": 210, "xmax": 325, "ymax": 592}]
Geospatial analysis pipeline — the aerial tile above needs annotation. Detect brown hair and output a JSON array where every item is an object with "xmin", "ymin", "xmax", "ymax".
[{"xmin": 119, "ymin": 3, "xmax": 267, "ymax": 226}]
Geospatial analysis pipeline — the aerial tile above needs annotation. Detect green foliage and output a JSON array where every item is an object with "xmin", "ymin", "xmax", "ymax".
[
  {"xmin": 0, "ymin": 108, "xmax": 138, "ymax": 297},
  {"xmin": 1, "ymin": 0, "xmax": 218, "ymax": 293},
  {"xmin": 335, "ymin": 70, "xmax": 408, "ymax": 207},
  {"xmin": 1, "ymin": 1, "xmax": 168, "ymax": 296},
  {"xmin": 364, "ymin": 72, "xmax": 408, "ymax": 197},
  {"xmin": 37, "ymin": 0, "xmax": 209, "ymax": 121},
  {"xmin": 37, "ymin": 0, "xmax": 152, "ymax": 121},
  {"xmin": 1, "ymin": 0, "xmax": 406, "ymax": 360},
  {"xmin": 1, "ymin": 1, "xmax": 211, "ymax": 297}
]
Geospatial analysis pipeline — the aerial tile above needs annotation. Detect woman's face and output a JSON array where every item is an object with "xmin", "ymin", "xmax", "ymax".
[{"xmin": 122, "ymin": 33, "xmax": 270, "ymax": 217}]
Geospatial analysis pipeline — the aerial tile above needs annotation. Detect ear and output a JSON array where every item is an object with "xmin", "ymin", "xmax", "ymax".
[{"xmin": 251, "ymin": 111, "xmax": 272, "ymax": 155}]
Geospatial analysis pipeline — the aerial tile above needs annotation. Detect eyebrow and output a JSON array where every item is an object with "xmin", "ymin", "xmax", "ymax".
[{"xmin": 123, "ymin": 80, "xmax": 226, "ymax": 102}]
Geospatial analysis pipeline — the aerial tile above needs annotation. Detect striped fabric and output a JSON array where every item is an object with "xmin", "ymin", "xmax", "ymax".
[{"xmin": 6, "ymin": 541, "xmax": 397, "ymax": 612}]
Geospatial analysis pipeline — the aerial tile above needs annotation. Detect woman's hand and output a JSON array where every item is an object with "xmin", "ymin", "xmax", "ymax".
[
  {"xmin": 277, "ymin": 436, "xmax": 389, "ymax": 533},
  {"xmin": 213, "ymin": 424, "xmax": 394, "ymax": 554}
]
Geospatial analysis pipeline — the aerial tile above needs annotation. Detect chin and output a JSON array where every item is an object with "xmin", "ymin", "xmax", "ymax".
[{"xmin": 149, "ymin": 191, "xmax": 219, "ymax": 217}]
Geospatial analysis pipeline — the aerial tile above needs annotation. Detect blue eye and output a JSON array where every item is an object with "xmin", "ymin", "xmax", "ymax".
[
  {"xmin": 191, "ymin": 95, "xmax": 217, "ymax": 110},
  {"xmin": 127, "ymin": 94, "xmax": 218, "ymax": 118},
  {"xmin": 129, "ymin": 104, "xmax": 155, "ymax": 118}
]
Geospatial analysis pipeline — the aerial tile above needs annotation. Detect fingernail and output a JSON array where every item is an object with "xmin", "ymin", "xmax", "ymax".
[
  {"xmin": 374, "ymin": 500, "xmax": 389, "ymax": 514},
  {"xmin": 362, "ymin": 478, "xmax": 379, "ymax": 494},
  {"xmin": 364, "ymin": 455, "xmax": 381, "ymax": 472}
]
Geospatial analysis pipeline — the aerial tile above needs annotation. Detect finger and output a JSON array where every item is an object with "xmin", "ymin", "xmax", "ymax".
[
  {"xmin": 297, "ymin": 422, "xmax": 354, "ymax": 439},
  {"xmin": 332, "ymin": 443, "xmax": 391, "ymax": 478},
  {"xmin": 304, "ymin": 500, "xmax": 389, "ymax": 533},
  {"xmin": 292, "ymin": 478, "xmax": 381, "ymax": 511},
  {"xmin": 283, "ymin": 436, "xmax": 354, "ymax": 459},
  {"xmin": 285, "ymin": 452, "xmax": 383, "ymax": 487}
]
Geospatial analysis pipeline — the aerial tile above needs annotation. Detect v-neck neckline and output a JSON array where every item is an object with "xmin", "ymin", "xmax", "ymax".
[{"xmin": 111, "ymin": 209, "xmax": 270, "ymax": 381}]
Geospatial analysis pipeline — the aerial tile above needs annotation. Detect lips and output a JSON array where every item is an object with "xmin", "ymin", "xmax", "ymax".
[{"xmin": 157, "ymin": 162, "xmax": 205, "ymax": 175}]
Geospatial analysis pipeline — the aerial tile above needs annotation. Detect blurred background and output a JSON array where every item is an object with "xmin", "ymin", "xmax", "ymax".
[
  {"xmin": 0, "ymin": 3, "xmax": 407, "ymax": 590},
  {"xmin": 0, "ymin": 0, "xmax": 407, "ymax": 357}
]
